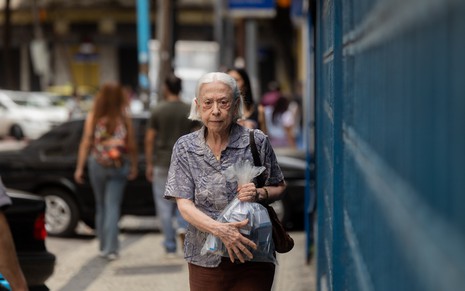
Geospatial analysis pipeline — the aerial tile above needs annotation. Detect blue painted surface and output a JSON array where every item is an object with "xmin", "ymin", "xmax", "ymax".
[
  {"xmin": 228, "ymin": 0, "xmax": 275, "ymax": 10},
  {"xmin": 136, "ymin": 0, "xmax": 151, "ymax": 90},
  {"xmin": 315, "ymin": 0, "xmax": 465, "ymax": 290},
  {"xmin": 227, "ymin": 0, "xmax": 276, "ymax": 17}
]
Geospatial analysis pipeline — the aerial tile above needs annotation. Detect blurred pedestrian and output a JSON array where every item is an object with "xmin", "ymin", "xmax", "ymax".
[
  {"xmin": 264, "ymin": 95, "xmax": 296, "ymax": 148},
  {"xmin": 145, "ymin": 73, "xmax": 198, "ymax": 257},
  {"xmin": 165, "ymin": 72, "xmax": 286, "ymax": 291},
  {"xmin": 226, "ymin": 67, "xmax": 267, "ymax": 134},
  {"xmin": 260, "ymin": 81, "xmax": 281, "ymax": 107},
  {"xmin": 74, "ymin": 82, "xmax": 138, "ymax": 260},
  {"xmin": 289, "ymin": 80, "xmax": 304, "ymax": 149},
  {"xmin": 0, "ymin": 177, "xmax": 28, "ymax": 291},
  {"xmin": 67, "ymin": 87, "xmax": 85, "ymax": 119},
  {"xmin": 123, "ymin": 85, "xmax": 144, "ymax": 114}
]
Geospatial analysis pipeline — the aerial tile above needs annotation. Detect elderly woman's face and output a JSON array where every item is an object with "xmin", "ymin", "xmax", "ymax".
[{"xmin": 197, "ymin": 81, "xmax": 236, "ymax": 133}]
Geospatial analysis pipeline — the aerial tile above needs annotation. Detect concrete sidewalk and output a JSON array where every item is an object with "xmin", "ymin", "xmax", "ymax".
[
  {"xmin": 46, "ymin": 218, "xmax": 316, "ymax": 291},
  {"xmin": 272, "ymin": 231, "xmax": 316, "ymax": 291}
]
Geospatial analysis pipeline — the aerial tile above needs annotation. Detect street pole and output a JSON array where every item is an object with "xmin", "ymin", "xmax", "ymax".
[
  {"xmin": 136, "ymin": 0, "xmax": 151, "ymax": 108},
  {"xmin": 245, "ymin": 19, "xmax": 260, "ymax": 101},
  {"xmin": 1, "ymin": 0, "xmax": 13, "ymax": 89},
  {"xmin": 156, "ymin": 0, "xmax": 173, "ymax": 101}
]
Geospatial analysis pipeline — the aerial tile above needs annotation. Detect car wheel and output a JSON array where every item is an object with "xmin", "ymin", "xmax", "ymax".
[
  {"xmin": 39, "ymin": 188, "xmax": 79, "ymax": 237},
  {"xmin": 9, "ymin": 124, "xmax": 24, "ymax": 140}
]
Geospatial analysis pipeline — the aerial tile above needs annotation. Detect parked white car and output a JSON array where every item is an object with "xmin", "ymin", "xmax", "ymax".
[{"xmin": 0, "ymin": 90, "xmax": 69, "ymax": 140}]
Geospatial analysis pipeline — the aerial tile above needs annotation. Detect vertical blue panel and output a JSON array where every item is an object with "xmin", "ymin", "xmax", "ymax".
[
  {"xmin": 331, "ymin": 0, "xmax": 345, "ymax": 289},
  {"xmin": 137, "ymin": 0, "xmax": 151, "ymax": 90},
  {"xmin": 316, "ymin": 0, "xmax": 335, "ymax": 290},
  {"xmin": 316, "ymin": 0, "xmax": 465, "ymax": 290}
]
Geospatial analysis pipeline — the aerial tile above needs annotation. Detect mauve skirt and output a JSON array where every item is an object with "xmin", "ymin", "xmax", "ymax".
[{"xmin": 188, "ymin": 258, "xmax": 275, "ymax": 291}]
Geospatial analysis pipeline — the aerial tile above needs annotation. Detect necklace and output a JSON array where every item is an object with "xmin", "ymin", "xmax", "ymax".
[{"xmin": 208, "ymin": 143, "xmax": 225, "ymax": 161}]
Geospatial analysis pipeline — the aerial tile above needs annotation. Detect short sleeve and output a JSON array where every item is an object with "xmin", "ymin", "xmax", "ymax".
[
  {"xmin": 164, "ymin": 138, "xmax": 195, "ymax": 201},
  {"xmin": 254, "ymin": 130, "xmax": 285, "ymax": 186}
]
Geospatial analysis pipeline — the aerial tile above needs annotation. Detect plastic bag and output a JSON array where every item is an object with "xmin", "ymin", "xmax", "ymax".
[{"xmin": 201, "ymin": 160, "xmax": 277, "ymax": 264}]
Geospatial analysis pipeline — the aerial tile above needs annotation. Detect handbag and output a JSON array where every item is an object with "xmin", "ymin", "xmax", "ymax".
[{"xmin": 249, "ymin": 130, "xmax": 294, "ymax": 254}]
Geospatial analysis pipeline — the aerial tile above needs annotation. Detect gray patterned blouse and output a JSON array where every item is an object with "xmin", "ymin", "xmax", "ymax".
[{"xmin": 164, "ymin": 123, "xmax": 284, "ymax": 268}]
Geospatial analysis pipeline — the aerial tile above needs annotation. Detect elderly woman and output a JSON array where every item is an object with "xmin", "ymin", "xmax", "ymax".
[{"xmin": 164, "ymin": 72, "xmax": 286, "ymax": 291}]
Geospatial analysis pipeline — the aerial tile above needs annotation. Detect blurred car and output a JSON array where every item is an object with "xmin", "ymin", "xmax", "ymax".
[
  {"xmin": 0, "ymin": 90, "xmax": 68, "ymax": 140},
  {"xmin": 4, "ymin": 188, "xmax": 56, "ymax": 290},
  {"xmin": 0, "ymin": 113, "xmax": 153, "ymax": 237},
  {"xmin": 0, "ymin": 113, "xmax": 309, "ymax": 236},
  {"xmin": 7, "ymin": 90, "xmax": 69, "ymax": 121}
]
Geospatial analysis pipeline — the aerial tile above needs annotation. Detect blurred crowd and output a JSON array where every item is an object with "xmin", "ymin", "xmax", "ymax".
[
  {"xmin": 66, "ymin": 70, "xmax": 303, "ymax": 151},
  {"xmin": 4, "ymin": 67, "xmax": 303, "ymax": 152},
  {"xmin": 226, "ymin": 67, "xmax": 303, "ymax": 151},
  {"xmin": 260, "ymin": 80, "xmax": 303, "ymax": 150}
]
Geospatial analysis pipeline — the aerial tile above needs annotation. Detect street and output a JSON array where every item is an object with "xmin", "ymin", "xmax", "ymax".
[{"xmin": 45, "ymin": 217, "xmax": 316, "ymax": 291}]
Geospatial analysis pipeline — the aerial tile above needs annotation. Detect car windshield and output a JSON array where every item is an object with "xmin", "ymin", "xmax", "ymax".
[{"xmin": 24, "ymin": 119, "xmax": 83, "ymax": 156}]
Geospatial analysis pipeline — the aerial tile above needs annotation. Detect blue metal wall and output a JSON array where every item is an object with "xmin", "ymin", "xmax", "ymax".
[{"xmin": 315, "ymin": 0, "xmax": 465, "ymax": 290}]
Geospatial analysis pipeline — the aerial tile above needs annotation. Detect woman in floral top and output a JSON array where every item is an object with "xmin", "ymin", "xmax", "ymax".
[
  {"xmin": 74, "ymin": 82, "xmax": 137, "ymax": 260},
  {"xmin": 165, "ymin": 72, "xmax": 286, "ymax": 290}
]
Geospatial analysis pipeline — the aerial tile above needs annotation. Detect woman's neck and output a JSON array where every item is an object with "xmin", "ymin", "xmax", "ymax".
[{"xmin": 205, "ymin": 126, "xmax": 231, "ymax": 160}]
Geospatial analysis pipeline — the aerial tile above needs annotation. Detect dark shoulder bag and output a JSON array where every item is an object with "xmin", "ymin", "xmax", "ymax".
[{"xmin": 249, "ymin": 130, "xmax": 294, "ymax": 254}]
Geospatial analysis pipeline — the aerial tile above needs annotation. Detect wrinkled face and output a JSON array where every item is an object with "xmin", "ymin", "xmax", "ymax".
[{"xmin": 197, "ymin": 81, "xmax": 236, "ymax": 134}]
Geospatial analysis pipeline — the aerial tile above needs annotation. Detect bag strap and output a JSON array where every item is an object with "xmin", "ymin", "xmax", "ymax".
[
  {"xmin": 249, "ymin": 130, "xmax": 266, "ymax": 188},
  {"xmin": 249, "ymin": 130, "xmax": 260, "ymax": 166}
]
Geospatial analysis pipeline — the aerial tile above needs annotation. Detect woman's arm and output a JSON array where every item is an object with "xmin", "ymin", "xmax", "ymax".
[
  {"xmin": 144, "ymin": 128, "xmax": 156, "ymax": 182},
  {"xmin": 74, "ymin": 113, "xmax": 94, "ymax": 184},
  {"xmin": 284, "ymin": 125, "xmax": 296, "ymax": 148},
  {"xmin": 253, "ymin": 130, "xmax": 288, "ymax": 201},
  {"xmin": 176, "ymin": 198, "xmax": 257, "ymax": 263},
  {"xmin": 0, "ymin": 212, "xmax": 28, "ymax": 291}
]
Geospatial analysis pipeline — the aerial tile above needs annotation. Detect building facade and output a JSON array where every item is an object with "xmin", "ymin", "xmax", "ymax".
[{"xmin": 0, "ymin": 0, "xmax": 304, "ymax": 102}]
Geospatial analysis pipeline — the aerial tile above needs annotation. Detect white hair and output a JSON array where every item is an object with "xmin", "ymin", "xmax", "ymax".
[{"xmin": 188, "ymin": 72, "xmax": 244, "ymax": 122}]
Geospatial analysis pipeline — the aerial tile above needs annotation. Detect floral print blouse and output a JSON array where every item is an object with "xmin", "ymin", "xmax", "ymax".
[{"xmin": 91, "ymin": 118, "xmax": 128, "ymax": 167}]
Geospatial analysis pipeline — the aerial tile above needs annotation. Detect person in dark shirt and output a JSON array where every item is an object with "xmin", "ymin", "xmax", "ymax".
[{"xmin": 145, "ymin": 73, "xmax": 198, "ymax": 257}]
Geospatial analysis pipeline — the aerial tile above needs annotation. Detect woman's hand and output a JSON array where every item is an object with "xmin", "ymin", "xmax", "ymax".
[
  {"xmin": 74, "ymin": 168, "xmax": 84, "ymax": 184},
  {"xmin": 176, "ymin": 198, "xmax": 257, "ymax": 263},
  {"xmin": 216, "ymin": 219, "xmax": 257, "ymax": 263},
  {"xmin": 128, "ymin": 165, "xmax": 138, "ymax": 180},
  {"xmin": 237, "ymin": 182, "xmax": 258, "ymax": 202},
  {"xmin": 145, "ymin": 166, "xmax": 153, "ymax": 182}
]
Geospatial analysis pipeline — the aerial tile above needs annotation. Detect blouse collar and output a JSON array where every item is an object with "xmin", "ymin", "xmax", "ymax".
[{"xmin": 191, "ymin": 123, "xmax": 250, "ymax": 157}]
